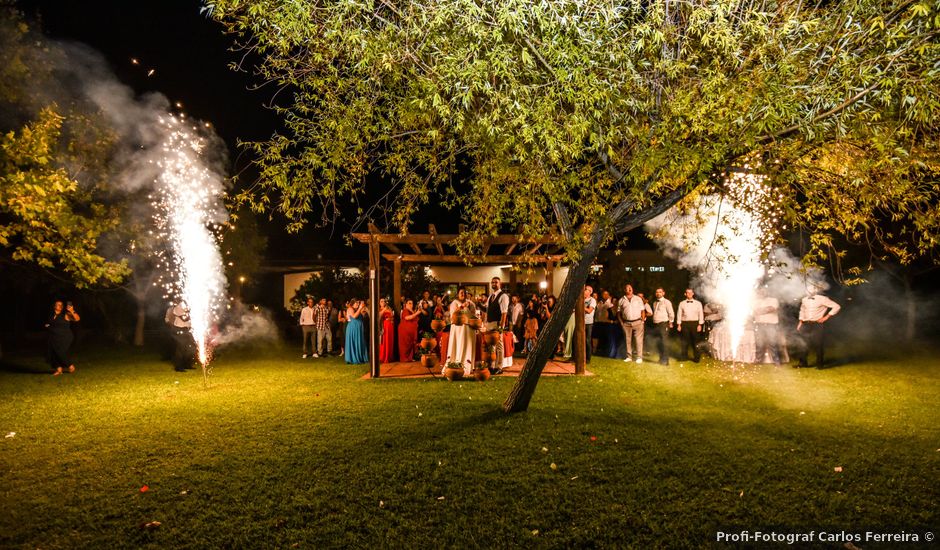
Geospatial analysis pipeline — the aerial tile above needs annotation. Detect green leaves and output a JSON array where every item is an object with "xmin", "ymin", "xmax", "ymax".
[
  {"xmin": 0, "ymin": 108, "xmax": 129, "ymax": 287},
  {"xmin": 208, "ymin": 0, "xmax": 940, "ymax": 266}
]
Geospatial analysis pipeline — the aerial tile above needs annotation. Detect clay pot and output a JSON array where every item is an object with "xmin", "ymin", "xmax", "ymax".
[
  {"xmin": 443, "ymin": 366, "xmax": 464, "ymax": 381},
  {"xmin": 430, "ymin": 319, "xmax": 446, "ymax": 331},
  {"xmin": 420, "ymin": 354, "xmax": 439, "ymax": 369},
  {"xmin": 452, "ymin": 312, "xmax": 467, "ymax": 326},
  {"xmin": 483, "ymin": 331, "xmax": 500, "ymax": 346},
  {"xmin": 473, "ymin": 368, "xmax": 491, "ymax": 382},
  {"xmin": 420, "ymin": 337, "xmax": 438, "ymax": 350},
  {"xmin": 466, "ymin": 318, "xmax": 482, "ymax": 329}
]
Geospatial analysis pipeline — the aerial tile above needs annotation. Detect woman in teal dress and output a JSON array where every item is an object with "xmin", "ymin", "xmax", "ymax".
[{"xmin": 345, "ymin": 299, "xmax": 369, "ymax": 364}]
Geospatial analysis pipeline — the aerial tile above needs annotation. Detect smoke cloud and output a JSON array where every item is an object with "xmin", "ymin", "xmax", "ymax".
[{"xmin": 4, "ymin": 23, "xmax": 233, "ymax": 357}]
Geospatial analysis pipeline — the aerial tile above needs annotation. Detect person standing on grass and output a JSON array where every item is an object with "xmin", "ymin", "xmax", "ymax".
[
  {"xmin": 299, "ymin": 297, "xmax": 316, "ymax": 358},
  {"xmin": 617, "ymin": 284, "xmax": 646, "ymax": 363},
  {"xmin": 169, "ymin": 301, "xmax": 196, "ymax": 372},
  {"xmin": 795, "ymin": 285, "xmax": 841, "ymax": 369},
  {"xmin": 676, "ymin": 288, "xmax": 705, "ymax": 362},
  {"xmin": 583, "ymin": 285, "xmax": 597, "ymax": 364},
  {"xmin": 753, "ymin": 286, "xmax": 781, "ymax": 365},
  {"xmin": 344, "ymin": 299, "xmax": 369, "ymax": 364},
  {"xmin": 327, "ymin": 300, "xmax": 339, "ymax": 355},
  {"xmin": 510, "ymin": 294, "xmax": 525, "ymax": 352},
  {"xmin": 313, "ymin": 297, "xmax": 331, "ymax": 358},
  {"xmin": 46, "ymin": 300, "xmax": 80, "ymax": 376},
  {"xmin": 650, "ymin": 288, "xmax": 675, "ymax": 365}
]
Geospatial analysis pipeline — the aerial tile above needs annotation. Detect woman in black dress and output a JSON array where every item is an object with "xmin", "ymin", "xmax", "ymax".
[{"xmin": 46, "ymin": 300, "xmax": 80, "ymax": 375}]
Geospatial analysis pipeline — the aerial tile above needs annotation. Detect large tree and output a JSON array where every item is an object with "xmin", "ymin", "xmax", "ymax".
[{"xmin": 208, "ymin": 0, "xmax": 940, "ymax": 411}]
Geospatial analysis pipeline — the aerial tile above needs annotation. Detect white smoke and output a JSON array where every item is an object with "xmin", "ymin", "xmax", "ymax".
[
  {"xmin": 8, "ymin": 34, "xmax": 231, "ymax": 363},
  {"xmin": 646, "ymin": 192, "xmax": 828, "ymax": 360},
  {"xmin": 213, "ymin": 308, "xmax": 279, "ymax": 347}
]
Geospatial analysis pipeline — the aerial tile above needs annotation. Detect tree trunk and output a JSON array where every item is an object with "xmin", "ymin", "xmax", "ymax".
[
  {"xmin": 503, "ymin": 229, "xmax": 606, "ymax": 413},
  {"xmin": 133, "ymin": 303, "xmax": 146, "ymax": 346},
  {"xmin": 903, "ymin": 276, "xmax": 915, "ymax": 342}
]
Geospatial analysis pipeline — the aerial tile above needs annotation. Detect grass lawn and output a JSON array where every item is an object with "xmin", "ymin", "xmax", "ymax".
[{"xmin": 1, "ymin": 342, "xmax": 937, "ymax": 548}]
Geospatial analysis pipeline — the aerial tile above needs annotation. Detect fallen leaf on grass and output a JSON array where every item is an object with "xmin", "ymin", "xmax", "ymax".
[
  {"xmin": 799, "ymin": 411, "xmax": 806, "ymax": 415},
  {"xmin": 570, "ymin": 476, "xmax": 579, "ymax": 480},
  {"xmin": 139, "ymin": 521, "xmax": 161, "ymax": 530},
  {"xmin": 590, "ymin": 436, "xmax": 597, "ymax": 442},
  {"xmin": 550, "ymin": 463, "xmax": 558, "ymax": 471},
  {"xmin": 5, "ymin": 432, "xmax": 15, "ymax": 439},
  {"xmin": 739, "ymin": 491, "xmax": 744, "ymax": 497},
  {"xmin": 531, "ymin": 529, "xmax": 539, "ymax": 536},
  {"xmin": 541, "ymin": 447, "xmax": 548, "ymax": 453},
  {"xmin": 379, "ymin": 501, "xmax": 385, "ymax": 508},
  {"xmin": 834, "ymin": 466, "xmax": 843, "ymax": 472},
  {"xmin": 437, "ymin": 496, "xmax": 445, "ymax": 500},
  {"xmin": 139, "ymin": 485, "xmax": 149, "ymax": 493}
]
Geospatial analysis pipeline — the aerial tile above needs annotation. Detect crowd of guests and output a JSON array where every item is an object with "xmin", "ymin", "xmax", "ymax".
[{"xmin": 297, "ymin": 279, "xmax": 841, "ymax": 370}]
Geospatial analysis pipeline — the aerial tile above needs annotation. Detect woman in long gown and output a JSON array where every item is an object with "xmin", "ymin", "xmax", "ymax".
[
  {"xmin": 397, "ymin": 299, "xmax": 420, "ymax": 362},
  {"xmin": 378, "ymin": 298, "xmax": 396, "ymax": 363},
  {"xmin": 344, "ymin": 299, "xmax": 369, "ymax": 364},
  {"xmin": 446, "ymin": 287, "xmax": 477, "ymax": 374},
  {"xmin": 46, "ymin": 300, "xmax": 80, "ymax": 375}
]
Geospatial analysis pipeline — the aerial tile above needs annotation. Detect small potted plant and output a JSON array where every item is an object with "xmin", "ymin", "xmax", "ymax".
[
  {"xmin": 419, "ymin": 331, "xmax": 437, "ymax": 350},
  {"xmin": 430, "ymin": 315, "xmax": 446, "ymax": 332},
  {"xmin": 443, "ymin": 361, "xmax": 464, "ymax": 381},
  {"xmin": 419, "ymin": 348, "xmax": 439, "ymax": 370},
  {"xmin": 472, "ymin": 361, "xmax": 491, "ymax": 382},
  {"xmin": 466, "ymin": 312, "xmax": 482, "ymax": 330}
]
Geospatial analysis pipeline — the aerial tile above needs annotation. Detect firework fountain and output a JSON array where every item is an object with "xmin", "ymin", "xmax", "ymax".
[
  {"xmin": 153, "ymin": 114, "xmax": 228, "ymax": 379},
  {"xmin": 647, "ymin": 166, "xmax": 785, "ymax": 363}
]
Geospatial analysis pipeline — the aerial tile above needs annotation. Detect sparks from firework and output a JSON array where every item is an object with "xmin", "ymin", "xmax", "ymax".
[
  {"xmin": 648, "ymin": 163, "xmax": 785, "ymax": 363},
  {"xmin": 151, "ymin": 114, "xmax": 227, "ymax": 372}
]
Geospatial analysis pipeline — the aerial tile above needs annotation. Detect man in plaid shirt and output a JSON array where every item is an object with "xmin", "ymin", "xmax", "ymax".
[{"xmin": 313, "ymin": 298, "xmax": 331, "ymax": 358}]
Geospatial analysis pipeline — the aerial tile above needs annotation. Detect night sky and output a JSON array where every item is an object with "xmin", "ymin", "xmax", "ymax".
[{"xmin": 15, "ymin": 0, "xmax": 382, "ymax": 261}]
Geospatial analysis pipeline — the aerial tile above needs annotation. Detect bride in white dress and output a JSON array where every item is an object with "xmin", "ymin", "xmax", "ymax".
[{"xmin": 445, "ymin": 287, "xmax": 477, "ymax": 374}]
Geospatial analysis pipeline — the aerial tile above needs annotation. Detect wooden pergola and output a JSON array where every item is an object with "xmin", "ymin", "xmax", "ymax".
[{"xmin": 351, "ymin": 224, "xmax": 589, "ymax": 378}]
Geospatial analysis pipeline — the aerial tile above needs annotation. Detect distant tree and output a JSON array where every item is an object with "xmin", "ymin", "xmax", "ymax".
[
  {"xmin": 0, "ymin": 5, "xmax": 129, "ymax": 288},
  {"xmin": 210, "ymin": 0, "xmax": 940, "ymax": 411},
  {"xmin": 289, "ymin": 267, "xmax": 367, "ymax": 315}
]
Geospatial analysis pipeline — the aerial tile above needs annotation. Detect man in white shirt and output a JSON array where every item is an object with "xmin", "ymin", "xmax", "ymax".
[
  {"xmin": 650, "ymin": 288, "xmax": 675, "ymax": 365},
  {"xmin": 796, "ymin": 285, "xmax": 841, "ymax": 368},
  {"xmin": 676, "ymin": 288, "xmax": 705, "ymax": 362},
  {"xmin": 583, "ymin": 286, "xmax": 597, "ymax": 364},
  {"xmin": 753, "ymin": 287, "xmax": 781, "ymax": 365},
  {"xmin": 299, "ymin": 297, "xmax": 316, "ymax": 358},
  {"xmin": 510, "ymin": 294, "xmax": 525, "ymax": 351},
  {"xmin": 617, "ymin": 284, "xmax": 646, "ymax": 363}
]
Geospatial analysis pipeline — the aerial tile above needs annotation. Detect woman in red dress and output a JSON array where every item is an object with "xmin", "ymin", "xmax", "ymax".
[
  {"xmin": 378, "ymin": 298, "xmax": 396, "ymax": 363},
  {"xmin": 397, "ymin": 299, "xmax": 420, "ymax": 362}
]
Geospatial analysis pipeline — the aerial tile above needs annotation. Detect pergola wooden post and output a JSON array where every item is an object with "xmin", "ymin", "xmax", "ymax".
[
  {"xmin": 367, "ymin": 237, "xmax": 382, "ymax": 379},
  {"xmin": 351, "ymin": 226, "xmax": 591, "ymax": 376}
]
